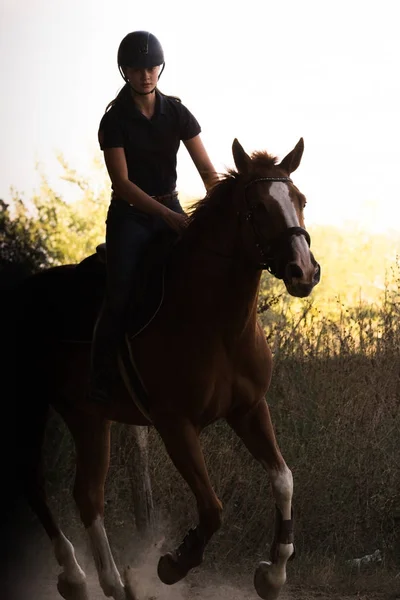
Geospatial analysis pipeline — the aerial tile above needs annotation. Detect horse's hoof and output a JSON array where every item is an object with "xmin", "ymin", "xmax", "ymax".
[
  {"xmin": 123, "ymin": 565, "xmax": 140, "ymax": 600},
  {"xmin": 254, "ymin": 561, "xmax": 285, "ymax": 600},
  {"xmin": 157, "ymin": 552, "xmax": 190, "ymax": 585},
  {"xmin": 57, "ymin": 576, "xmax": 90, "ymax": 600}
]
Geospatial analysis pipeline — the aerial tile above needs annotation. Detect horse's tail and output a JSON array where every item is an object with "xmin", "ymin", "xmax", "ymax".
[
  {"xmin": 1, "ymin": 267, "xmax": 27, "ymax": 421},
  {"xmin": 0, "ymin": 273, "xmax": 52, "ymax": 580},
  {"xmin": 1, "ymin": 269, "xmax": 51, "ymax": 515}
]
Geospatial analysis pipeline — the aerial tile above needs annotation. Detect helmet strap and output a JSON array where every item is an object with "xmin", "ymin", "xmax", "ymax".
[
  {"xmin": 118, "ymin": 62, "xmax": 165, "ymax": 95},
  {"xmin": 119, "ymin": 65, "xmax": 128, "ymax": 82},
  {"xmin": 158, "ymin": 62, "xmax": 165, "ymax": 78},
  {"xmin": 130, "ymin": 85, "xmax": 157, "ymax": 96}
]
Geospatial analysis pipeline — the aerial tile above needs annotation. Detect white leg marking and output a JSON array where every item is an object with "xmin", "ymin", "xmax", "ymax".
[
  {"xmin": 270, "ymin": 463, "xmax": 293, "ymax": 520},
  {"xmin": 254, "ymin": 465, "xmax": 294, "ymax": 595},
  {"xmin": 53, "ymin": 532, "xmax": 86, "ymax": 584},
  {"xmin": 87, "ymin": 516, "xmax": 125, "ymax": 599},
  {"xmin": 270, "ymin": 465, "xmax": 294, "ymax": 580}
]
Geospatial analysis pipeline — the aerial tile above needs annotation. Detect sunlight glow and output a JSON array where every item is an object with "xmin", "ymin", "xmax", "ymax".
[{"xmin": 1, "ymin": 0, "xmax": 400, "ymax": 234}]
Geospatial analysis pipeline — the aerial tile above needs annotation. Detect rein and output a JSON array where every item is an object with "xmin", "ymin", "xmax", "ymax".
[
  {"xmin": 243, "ymin": 177, "xmax": 311, "ymax": 276},
  {"xmin": 197, "ymin": 176, "xmax": 311, "ymax": 275}
]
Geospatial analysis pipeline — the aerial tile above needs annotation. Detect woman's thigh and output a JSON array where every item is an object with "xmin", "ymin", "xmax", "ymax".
[{"xmin": 105, "ymin": 205, "xmax": 154, "ymax": 312}]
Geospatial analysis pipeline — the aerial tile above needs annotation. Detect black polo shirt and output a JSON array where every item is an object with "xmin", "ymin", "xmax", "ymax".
[{"xmin": 98, "ymin": 86, "xmax": 201, "ymax": 196}]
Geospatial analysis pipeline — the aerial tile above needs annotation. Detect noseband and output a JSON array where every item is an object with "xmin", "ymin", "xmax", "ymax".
[{"xmin": 244, "ymin": 177, "xmax": 311, "ymax": 276}]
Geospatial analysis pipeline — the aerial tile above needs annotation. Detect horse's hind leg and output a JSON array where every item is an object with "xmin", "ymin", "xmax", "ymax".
[
  {"xmin": 228, "ymin": 400, "xmax": 294, "ymax": 600},
  {"xmin": 65, "ymin": 410, "xmax": 127, "ymax": 600},
  {"xmin": 21, "ymin": 404, "xmax": 88, "ymax": 600},
  {"xmin": 155, "ymin": 416, "xmax": 223, "ymax": 585}
]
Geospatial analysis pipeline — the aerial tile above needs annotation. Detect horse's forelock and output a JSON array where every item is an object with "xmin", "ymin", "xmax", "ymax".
[{"xmin": 249, "ymin": 151, "xmax": 279, "ymax": 173}]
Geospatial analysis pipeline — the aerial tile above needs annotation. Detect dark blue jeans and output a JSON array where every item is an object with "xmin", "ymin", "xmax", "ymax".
[{"xmin": 90, "ymin": 195, "xmax": 184, "ymax": 389}]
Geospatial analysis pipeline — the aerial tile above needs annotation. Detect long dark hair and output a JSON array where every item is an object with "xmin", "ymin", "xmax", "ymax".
[
  {"xmin": 104, "ymin": 83, "xmax": 181, "ymax": 113},
  {"xmin": 104, "ymin": 83, "xmax": 130, "ymax": 112}
]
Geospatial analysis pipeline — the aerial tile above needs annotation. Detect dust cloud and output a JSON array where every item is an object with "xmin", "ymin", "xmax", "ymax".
[{"xmin": 5, "ymin": 523, "xmax": 259, "ymax": 600}]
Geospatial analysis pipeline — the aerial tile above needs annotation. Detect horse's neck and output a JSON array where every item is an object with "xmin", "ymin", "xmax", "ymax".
[
  {"xmin": 170, "ymin": 233, "xmax": 262, "ymax": 333},
  {"xmin": 216, "ymin": 266, "xmax": 262, "ymax": 336},
  {"xmin": 183, "ymin": 208, "xmax": 239, "ymax": 260}
]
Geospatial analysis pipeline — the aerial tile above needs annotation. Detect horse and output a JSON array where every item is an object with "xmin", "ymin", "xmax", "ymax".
[{"xmin": 12, "ymin": 137, "xmax": 320, "ymax": 600}]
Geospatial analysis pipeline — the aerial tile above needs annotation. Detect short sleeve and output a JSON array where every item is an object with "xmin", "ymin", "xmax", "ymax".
[
  {"xmin": 178, "ymin": 103, "xmax": 201, "ymax": 141},
  {"xmin": 98, "ymin": 109, "xmax": 124, "ymax": 150}
]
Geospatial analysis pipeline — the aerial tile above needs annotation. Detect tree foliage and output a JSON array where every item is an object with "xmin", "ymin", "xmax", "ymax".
[
  {"xmin": 0, "ymin": 197, "xmax": 50, "ymax": 272},
  {"xmin": 2, "ymin": 153, "xmax": 400, "ymax": 326},
  {"xmin": 0, "ymin": 157, "xmax": 109, "ymax": 290},
  {"xmin": 27, "ymin": 156, "xmax": 109, "ymax": 265}
]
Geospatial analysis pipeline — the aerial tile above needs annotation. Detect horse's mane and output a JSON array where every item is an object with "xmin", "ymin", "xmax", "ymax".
[
  {"xmin": 186, "ymin": 175, "xmax": 235, "ymax": 227},
  {"xmin": 186, "ymin": 150, "xmax": 279, "ymax": 229}
]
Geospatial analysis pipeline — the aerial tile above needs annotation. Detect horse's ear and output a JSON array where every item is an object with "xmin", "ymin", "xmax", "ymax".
[
  {"xmin": 232, "ymin": 138, "xmax": 251, "ymax": 174},
  {"xmin": 278, "ymin": 138, "xmax": 304, "ymax": 174}
]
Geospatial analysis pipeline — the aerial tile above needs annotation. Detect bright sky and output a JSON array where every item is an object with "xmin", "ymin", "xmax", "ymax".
[{"xmin": 1, "ymin": 0, "xmax": 400, "ymax": 233}]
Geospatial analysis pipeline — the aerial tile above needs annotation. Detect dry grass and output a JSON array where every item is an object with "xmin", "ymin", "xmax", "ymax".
[{"xmin": 42, "ymin": 275, "xmax": 400, "ymax": 595}]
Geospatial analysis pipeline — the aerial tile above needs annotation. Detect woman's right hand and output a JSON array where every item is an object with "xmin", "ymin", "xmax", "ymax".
[{"xmin": 161, "ymin": 208, "xmax": 189, "ymax": 233}]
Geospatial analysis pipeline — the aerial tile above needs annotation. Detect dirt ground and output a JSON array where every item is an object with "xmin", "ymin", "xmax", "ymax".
[
  {"xmin": 2, "ymin": 508, "xmax": 398, "ymax": 600},
  {"xmin": 8, "ymin": 571, "xmax": 399, "ymax": 600},
  {"xmin": 7, "ymin": 566, "xmax": 396, "ymax": 600},
  {"xmin": 6, "ymin": 541, "xmax": 398, "ymax": 600}
]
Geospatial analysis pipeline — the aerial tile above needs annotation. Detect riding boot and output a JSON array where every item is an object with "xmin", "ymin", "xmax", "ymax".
[
  {"xmin": 88, "ymin": 350, "xmax": 120, "ymax": 404},
  {"xmin": 88, "ymin": 303, "xmax": 122, "ymax": 404}
]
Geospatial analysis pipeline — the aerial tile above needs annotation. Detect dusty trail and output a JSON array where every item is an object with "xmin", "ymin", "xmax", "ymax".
[
  {"xmin": 5, "ymin": 540, "xmax": 392, "ymax": 600},
  {"xmin": 2, "ymin": 511, "xmax": 395, "ymax": 600},
  {"xmin": 5, "ymin": 564, "xmax": 379, "ymax": 600}
]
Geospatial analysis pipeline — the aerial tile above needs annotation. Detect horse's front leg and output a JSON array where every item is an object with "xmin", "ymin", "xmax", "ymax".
[
  {"xmin": 155, "ymin": 416, "xmax": 223, "ymax": 585},
  {"xmin": 228, "ymin": 399, "xmax": 295, "ymax": 600}
]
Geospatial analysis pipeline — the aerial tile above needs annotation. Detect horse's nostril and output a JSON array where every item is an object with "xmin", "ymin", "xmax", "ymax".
[
  {"xmin": 314, "ymin": 263, "xmax": 321, "ymax": 282},
  {"xmin": 287, "ymin": 263, "xmax": 303, "ymax": 280}
]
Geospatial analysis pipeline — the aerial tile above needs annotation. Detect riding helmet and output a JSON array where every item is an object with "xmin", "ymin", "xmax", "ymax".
[{"xmin": 117, "ymin": 31, "xmax": 165, "ymax": 69}]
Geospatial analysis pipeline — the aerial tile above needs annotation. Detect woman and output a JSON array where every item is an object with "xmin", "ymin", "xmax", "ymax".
[{"xmin": 89, "ymin": 30, "xmax": 219, "ymax": 403}]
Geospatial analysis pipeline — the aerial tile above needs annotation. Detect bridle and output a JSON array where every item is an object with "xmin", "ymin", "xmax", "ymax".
[{"xmin": 243, "ymin": 176, "xmax": 311, "ymax": 276}]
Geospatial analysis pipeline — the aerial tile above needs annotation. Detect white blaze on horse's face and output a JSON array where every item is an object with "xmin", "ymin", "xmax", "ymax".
[
  {"xmin": 269, "ymin": 182, "xmax": 298, "ymax": 225},
  {"xmin": 269, "ymin": 182, "xmax": 308, "ymax": 250},
  {"xmin": 269, "ymin": 181, "xmax": 316, "ymax": 292}
]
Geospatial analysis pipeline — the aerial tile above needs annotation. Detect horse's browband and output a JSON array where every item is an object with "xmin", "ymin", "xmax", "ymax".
[{"xmin": 245, "ymin": 176, "xmax": 293, "ymax": 189}]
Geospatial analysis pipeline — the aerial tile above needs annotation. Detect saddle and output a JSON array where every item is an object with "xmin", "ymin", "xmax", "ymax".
[
  {"xmin": 75, "ymin": 228, "xmax": 178, "ymax": 339},
  {"xmin": 73, "ymin": 230, "xmax": 179, "ymax": 419}
]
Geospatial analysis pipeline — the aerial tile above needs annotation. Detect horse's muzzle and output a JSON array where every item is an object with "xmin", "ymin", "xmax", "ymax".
[{"xmin": 284, "ymin": 261, "xmax": 321, "ymax": 298}]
